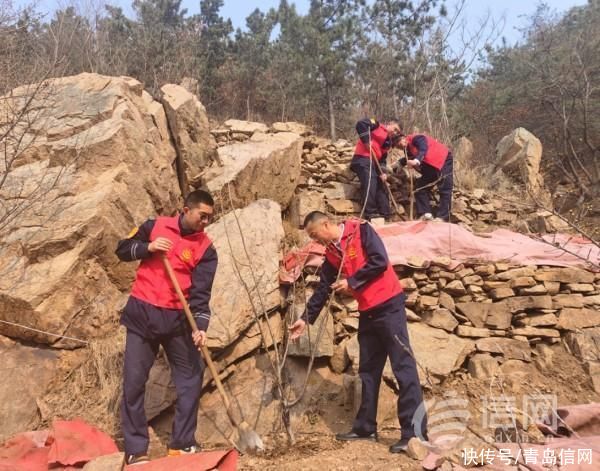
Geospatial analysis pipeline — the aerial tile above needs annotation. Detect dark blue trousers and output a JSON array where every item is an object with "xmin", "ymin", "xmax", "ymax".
[
  {"xmin": 415, "ymin": 156, "xmax": 454, "ymax": 221},
  {"xmin": 352, "ymin": 294, "xmax": 428, "ymax": 440},
  {"xmin": 350, "ymin": 156, "xmax": 391, "ymax": 220},
  {"xmin": 121, "ymin": 299, "xmax": 204, "ymax": 455}
]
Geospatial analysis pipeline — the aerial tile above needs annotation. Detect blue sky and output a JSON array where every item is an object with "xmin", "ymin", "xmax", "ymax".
[
  {"xmin": 19, "ymin": 0, "xmax": 588, "ymax": 47},
  {"xmin": 218, "ymin": 0, "xmax": 587, "ymax": 46}
]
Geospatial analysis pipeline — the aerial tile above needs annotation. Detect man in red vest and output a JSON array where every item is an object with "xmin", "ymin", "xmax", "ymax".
[
  {"xmin": 397, "ymin": 133, "xmax": 453, "ymax": 221},
  {"xmin": 289, "ymin": 211, "xmax": 428, "ymax": 453},
  {"xmin": 115, "ymin": 190, "xmax": 217, "ymax": 466},
  {"xmin": 351, "ymin": 118, "xmax": 402, "ymax": 221}
]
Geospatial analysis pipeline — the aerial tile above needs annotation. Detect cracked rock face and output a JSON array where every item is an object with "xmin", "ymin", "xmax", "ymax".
[
  {"xmin": 205, "ymin": 199, "xmax": 284, "ymax": 349},
  {"xmin": 0, "ymin": 73, "xmax": 181, "ymax": 347},
  {"xmin": 201, "ymin": 131, "xmax": 303, "ymax": 210},
  {"xmin": 160, "ymin": 83, "xmax": 216, "ymax": 191},
  {"xmin": 0, "ymin": 336, "xmax": 59, "ymax": 441},
  {"xmin": 494, "ymin": 127, "xmax": 550, "ymax": 203}
]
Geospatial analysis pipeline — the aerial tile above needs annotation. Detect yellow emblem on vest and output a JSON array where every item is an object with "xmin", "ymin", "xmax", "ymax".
[
  {"xmin": 347, "ymin": 246, "xmax": 357, "ymax": 259},
  {"xmin": 181, "ymin": 248, "xmax": 193, "ymax": 262}
]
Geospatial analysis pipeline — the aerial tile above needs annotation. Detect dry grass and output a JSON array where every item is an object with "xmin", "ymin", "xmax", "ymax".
[
  {"xmin": 40, "ymin": 329, "xmax": 125, "ymax": 437},
  {"xmin": 454, "ymin": 162, "xmax": 480, "ymax": 192},
  {"xmin": 455, "ymin": 161, "xmax": 523, "ymax": 199}
]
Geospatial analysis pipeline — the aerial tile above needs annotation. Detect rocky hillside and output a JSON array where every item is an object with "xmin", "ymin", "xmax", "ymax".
[{"xmin": 1, "ymin": 73, "xmax": 599, "ymax": 470}]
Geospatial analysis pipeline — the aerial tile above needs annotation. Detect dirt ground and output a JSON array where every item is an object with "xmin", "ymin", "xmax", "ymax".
[
  {"xmin": 239, "ymin": 433, "xmax": 419, "ymax": 470},
  {"xmin": 60, "ymin": 334, "xmax": 597, "ymax": 470},
  {"xmin": 235, "ymin": 341, "xmax": 599, "ymax": 470}
]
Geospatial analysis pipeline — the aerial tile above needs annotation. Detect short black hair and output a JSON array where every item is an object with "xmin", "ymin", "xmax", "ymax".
[
  {"xmin": 384, "ymin": 117, "xmax": 400, "ymax": 125},
  {"xmin": 184, "ymin": 189, "xmax": 214, "ymax": 208},
  {"xmin": 303, "ymin": 210, "xmax": 329, "ymax": 228}
]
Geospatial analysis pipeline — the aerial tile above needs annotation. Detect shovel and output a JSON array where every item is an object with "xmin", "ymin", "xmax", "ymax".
[
  {"xmin": 406, "ymin": 150, "xmax": 415, "ymax": 220},
  {"xmin": 160, "ymin": 254, "xmax": 264, "ymax": 454}
]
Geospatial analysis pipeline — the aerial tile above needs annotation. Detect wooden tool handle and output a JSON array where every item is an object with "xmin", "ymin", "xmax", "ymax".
[
  {"xmin": 369, "ymin": 150, "xmax": 404, "ymax": 218},
  {"xmin": 160, "ymin": 254, "xmax": 232, "ymax": 411}
]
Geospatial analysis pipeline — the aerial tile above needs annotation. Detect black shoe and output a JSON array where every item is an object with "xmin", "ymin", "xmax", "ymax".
[
  {"xmin": 389, "ymin": 437, "xmax": 411, "ymax": 453},
  {"xmin": 335, "ymin": 430, "xmax": 378, "ymax": 442}
]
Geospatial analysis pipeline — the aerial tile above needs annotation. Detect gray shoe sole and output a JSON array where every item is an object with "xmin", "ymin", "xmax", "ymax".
[
  {"xmin": 389, "ymin": 445, "xmax": 408, "ymax": 453},
  {"xmin": 335, "ymin": 435, "xmax": 378, "ymax": 442}
]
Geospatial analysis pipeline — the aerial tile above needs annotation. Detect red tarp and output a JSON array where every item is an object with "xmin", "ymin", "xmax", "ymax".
[
  {"xmin": 280, "ymin": 221, "xmax": 599, "ymax": 283},
  {"xmin": 281, "ymin": 241, "xmax": 325, "ymax": 283},
  {"xmin": 538, "ymin": 403, "xmax": 600, "ymax": 437},
  {"xmin": 0, "ymin": 419, "xmax": 237, "ymax": 470},
  {"xmin": 0, "ymin": 419, "xmax": 117, "ymax": 470},
  {"xmin": 47, "ymin": 419, "xmax": 119, "ymax": 466},
  {"xmin": 0, "ymin": 431, "xmax": 50, "ymax": 471},
  {"xmin": 0, "ymin": 419, "xmax": 238, "ymax": 471}
]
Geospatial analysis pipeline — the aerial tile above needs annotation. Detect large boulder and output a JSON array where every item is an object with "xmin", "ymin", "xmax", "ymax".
[
  {"xmin": 408, "ymin": 323, "xmax": 475, "ymax": 384},
  {"xmin": 0, "ymin": 336, "xmax": 59, "ymax": 441},
  {"xmin": 287, "ymin": 309, "xmax": 334, "ymax": 358},
  {"xmin": 197, "ymin": 354, "xmax": 335, "ymax": 445},
  {"xmin": 0, "ymin": 73, "xmax": 180, "ymax": 347},
  {"xmin": 205, "ymin": 200, "xmax": 284, "ymax": 349},
  {"xmin": 201, "ymin": 132, "xmax": 303, "ymax": 210},
  {"xmin": 215, "ymin": 313, "xmax": 283, "ymax": 371},
  {"xmin": 160, "ymin": 83, "xmax": 216, "ymax": 190},
  {"xmin": 494, "ymin": 128, "xmax": 547, "ymax": 198}
]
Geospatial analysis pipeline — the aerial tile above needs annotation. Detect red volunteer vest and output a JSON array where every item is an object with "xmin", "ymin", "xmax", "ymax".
[
  {"xmin": 406, "ymin": 134, "xmax": 449, "ymax": 171},
  {"xmin": 325, "ymin": 219, "xmax": 402, "ymax": 311},
  {"xmin": 354, "ymin": 125, "xmax": 389, "ymax": 161},
  {"xmin": 131, "ymin": 216, "xmax": 213, "ymax": 309}
]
